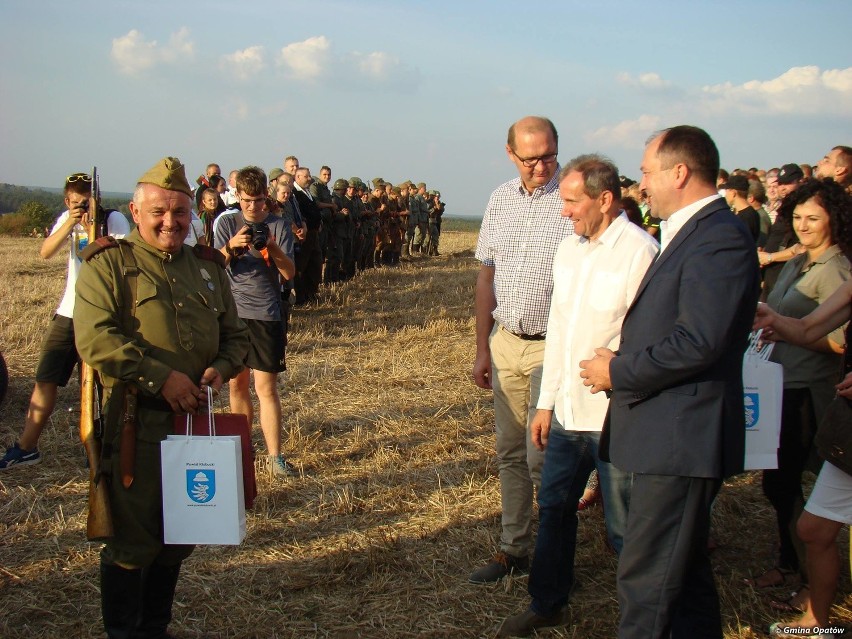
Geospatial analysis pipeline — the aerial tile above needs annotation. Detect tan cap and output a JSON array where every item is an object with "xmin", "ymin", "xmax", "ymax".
[{"xmin": 137, "ymin": 157, "xmax": 192, "ymax": 196}]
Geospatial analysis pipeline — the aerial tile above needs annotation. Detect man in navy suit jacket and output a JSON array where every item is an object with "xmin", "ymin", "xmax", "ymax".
[{"xmin": 580, "ymin": 125, "xmax": 760, "ymax": 639}]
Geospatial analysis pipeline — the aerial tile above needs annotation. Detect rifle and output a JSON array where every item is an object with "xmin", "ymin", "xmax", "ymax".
[{"xmin": 79, "ymin": 167, "xmax": 114, "ymax": 541}]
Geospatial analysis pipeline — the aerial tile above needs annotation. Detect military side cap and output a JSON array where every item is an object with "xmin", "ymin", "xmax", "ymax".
[
  {"xmin": 417, "ymin": 182, "xmax": 426, "ymax": 189},
  {"xmin": 269, "ymin": 167, "xmax": 285, "ymax": 181},
  {"xmin": 333, "ymin": 178, "xmax": 349, "ymax": 190},
  {"xmin": 137, "ymin": 157, "xmax": 192, "ymax": 196}
]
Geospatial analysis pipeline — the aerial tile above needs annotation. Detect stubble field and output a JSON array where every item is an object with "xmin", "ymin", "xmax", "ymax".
[{"xmin": 0, "ymin": 227, "xmax": 849, "ymax": 638}]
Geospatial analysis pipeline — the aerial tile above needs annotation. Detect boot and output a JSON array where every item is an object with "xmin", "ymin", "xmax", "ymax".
[
  {"xmin": 101, "ymin": 561, "xmax": 144, "ymax": 639},
  {"xmin": 137, "ymin": 561, "xmax": 181, "ymax": 638}
]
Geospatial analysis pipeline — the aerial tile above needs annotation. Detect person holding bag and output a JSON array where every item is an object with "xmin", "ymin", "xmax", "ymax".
[
  {"xmin": 746, "ymin": 179, "xmax": 851, "ymax": 608},
  {"xmin": 753, "ymin": 178, "xmax": 852, "ymax": 634},
  {"xmin": 74, "ymin": 157, "xmax": 249, "ymax": 639}
]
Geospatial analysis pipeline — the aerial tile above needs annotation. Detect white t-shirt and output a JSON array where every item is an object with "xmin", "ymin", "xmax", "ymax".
[{"xmin": 54, "ymin": 209, "xmax": 131, "ymax": 318}]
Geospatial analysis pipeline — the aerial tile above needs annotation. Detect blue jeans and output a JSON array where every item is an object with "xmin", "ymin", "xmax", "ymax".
[{"xmin": 528, "ymin": 428, "xmax": 632, "ymax": 616}]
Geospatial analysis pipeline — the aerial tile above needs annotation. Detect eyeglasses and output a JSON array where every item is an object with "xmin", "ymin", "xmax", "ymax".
[
  {"xmin": 240, "ymin": 196, "xmax": 266, "ymax": 207},
  {"xmin": 512, "ymin": 151, "xmax": 558, "ymax": 168},
  {"xmin": 66, "ymin": 173, "xmax": 92, "ymax": 184}
]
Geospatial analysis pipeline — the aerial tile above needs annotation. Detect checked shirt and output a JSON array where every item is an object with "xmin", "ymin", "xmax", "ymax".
[{"xmin": 475, "ymin": 169, "xmax": 573, "ymax": 336}]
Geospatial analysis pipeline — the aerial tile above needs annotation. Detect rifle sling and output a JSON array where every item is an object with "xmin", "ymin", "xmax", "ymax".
[{"xmin": 99, "ymin": 241, "xmax": 140, "ymax": 488}]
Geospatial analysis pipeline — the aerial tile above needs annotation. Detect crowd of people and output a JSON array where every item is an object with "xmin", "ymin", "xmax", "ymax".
[
  {"xmin": 472, "ymin": 116, "xmax": 851, "ymax": 638},
  {"xmin": 2, "ymin": 122, "xmax": 851, "ymax": 637}
]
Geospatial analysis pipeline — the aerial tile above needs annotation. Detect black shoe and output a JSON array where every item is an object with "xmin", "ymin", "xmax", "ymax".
[
  {"xmin": 468, "ymin": 552, "xmax": 529, "ymax": 584},
  {"xmin": 497, "ymin": 607, "xmax": 569, "ymax": 637}
]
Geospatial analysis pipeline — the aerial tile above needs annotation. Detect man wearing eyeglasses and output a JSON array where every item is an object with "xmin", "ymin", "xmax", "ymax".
[
  {"xmin": 1, "ymin": 172, "xmax": 130, "ymax": 470},
  {"xmin": 469, "ymin": 116, "xmax": 574, "ymax": 584},
  {"xmin": 214, "ymin": 166, "xmax": 297, "ymax": 478}
]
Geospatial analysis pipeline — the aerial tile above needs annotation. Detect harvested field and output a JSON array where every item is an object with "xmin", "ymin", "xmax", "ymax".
[{"xmin": 0, "ymin": 228, "xmax": 849, "ymax": 638}]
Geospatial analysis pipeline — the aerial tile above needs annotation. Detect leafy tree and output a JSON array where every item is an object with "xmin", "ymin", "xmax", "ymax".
[{"xmin": 18, "ymin": 200, "xmax": 55, "ymax": 233}]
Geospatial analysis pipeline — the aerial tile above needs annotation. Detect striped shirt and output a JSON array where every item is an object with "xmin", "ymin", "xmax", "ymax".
[{"xmin": 475, "ymin": 169, "xmax": 574, "ymax": 336}]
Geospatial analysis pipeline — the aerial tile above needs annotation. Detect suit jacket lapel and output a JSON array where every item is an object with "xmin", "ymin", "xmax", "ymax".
[{"xmin": 625, "ymin": 198, "xmax": 729, "ymax": 319}]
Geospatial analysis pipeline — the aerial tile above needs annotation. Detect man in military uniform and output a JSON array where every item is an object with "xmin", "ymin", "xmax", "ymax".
[
  {"xmin": 358, "ymin": 181, "xmax": 377, "ymax": 270},
  {"xmin": 74, "ymin": 157, "xmax": 249, "ymax": 639},
  {"xmin": 309, "ymin": 165, "xmax": 337, "ymax": 282},
  {"xmin": 429, "ymin": 190, "xmax": 445, "ymax": 256},
  {"xmin": 346, "ymin": 178, "xmax": 364, "ymax": 277},
  {"xmin": 400, "ymin": 181, "xmax": 416, "ymax": 259},
  {"xmin": 328, "ymin": 179, "xmax": 352, "ymax": 281},
  {"xmin": 411, "ymin": 182, "xmax": 430, "ymax": 256}
]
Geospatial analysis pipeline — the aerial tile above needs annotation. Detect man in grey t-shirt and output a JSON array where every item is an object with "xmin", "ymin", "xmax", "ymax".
[{"xmin": 214, "ymin": 166, "xmax": 297, "ymax": 478}]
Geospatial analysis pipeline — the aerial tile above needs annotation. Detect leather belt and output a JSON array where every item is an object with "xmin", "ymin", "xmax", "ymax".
[
  {"xmin": 514, "ymin": 333, "xmax": 545, "ymax": 341},
  {"xmin": 502, "ymin": 325, "xmax": 545, "ymax": 341}
]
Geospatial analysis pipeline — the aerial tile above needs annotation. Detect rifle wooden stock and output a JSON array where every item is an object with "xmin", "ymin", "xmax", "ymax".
[
  {"xmin": 79, "ymin": 166, "xmax": 114, "ymax": 541},
  {"xmin": 80, "ymin": 362, "xmax": 113, "ymax": 541}
]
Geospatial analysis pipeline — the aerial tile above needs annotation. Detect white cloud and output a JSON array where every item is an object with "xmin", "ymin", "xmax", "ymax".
[
  {"xmin": 275, "ymin": 35, "xmax": 415, "ymax": 90},
  {"xmin": 111, "ymin": 28, "xmax": 194, "ymax": 75},
  {"xmin": 585, "ymin": 114, "xmax": 661, "ymax": 149},
  {"xmin": 617, "ymin": 71, "xmax": 672, "ymax": 91},
  {"xmin": 221, "ymin": 46, "xmax": 265, "ymax": 81},
  {"xmin": 701, "ymin": 65, "xmax": 852, "ymax": 116},
  {"xmin": 277, "ymin": 36, "xmax": 331, "ymax": 80}
]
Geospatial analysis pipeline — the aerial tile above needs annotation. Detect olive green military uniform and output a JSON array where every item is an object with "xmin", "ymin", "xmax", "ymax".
[
  {"xmin": 309, "ymin": 179, "xmax": 335, "ymax": 282},
  {"xmin": 74, "ymin": 228, "xmax": 249, "ymax": 568},
  {"xmin": 328, "ymin": 179, "xmax": 352, "ymax": 281},
  {"xmin": 426, "ymin": 192, "xmax": 444, "ymax": 256}
]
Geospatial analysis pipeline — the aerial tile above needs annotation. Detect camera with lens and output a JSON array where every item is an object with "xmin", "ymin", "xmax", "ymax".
[{"xmin": 245, "ymin": 222, "xmax": 270, "ymax": 250}]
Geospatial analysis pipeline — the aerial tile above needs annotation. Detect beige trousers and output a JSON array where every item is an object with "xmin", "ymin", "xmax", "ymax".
[{"xmin": 490, "ymin": 324, "xmax": 547, "ymax": 557}]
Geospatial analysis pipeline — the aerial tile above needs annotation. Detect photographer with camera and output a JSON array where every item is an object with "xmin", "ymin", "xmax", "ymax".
[
  {"xmin": 1, "ymin": 172, "xmax": 130, "ymax": 470},
  {"xmin": 214, "ymin": 166, "xmax": 298, "ymax": 478}
]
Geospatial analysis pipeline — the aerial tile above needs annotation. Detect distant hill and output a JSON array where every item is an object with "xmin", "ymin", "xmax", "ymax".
[{"xmin": 0, "ymin": 183, "xmax": 131, "ymax": 218}]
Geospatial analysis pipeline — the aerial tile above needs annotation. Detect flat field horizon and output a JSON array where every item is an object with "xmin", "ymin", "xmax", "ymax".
[{"xmin": 0, "ymin": 228, "xmax": 849, "ymax": 638}]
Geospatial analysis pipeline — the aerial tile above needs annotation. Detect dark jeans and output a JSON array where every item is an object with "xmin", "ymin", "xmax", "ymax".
[{"xmin": 529, "ymin": 429, "xmax": 632, "ymax": 617}]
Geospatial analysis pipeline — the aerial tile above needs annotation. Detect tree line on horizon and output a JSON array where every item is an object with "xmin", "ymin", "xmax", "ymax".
[{"xmin": 0, "ymin": 183, "xmax": 131, "ymax": 237}]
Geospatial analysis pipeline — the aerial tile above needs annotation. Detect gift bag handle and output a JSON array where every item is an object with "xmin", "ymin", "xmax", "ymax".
[{"xmin": 181, "ymin": 386, "xmax": 216, "ymax": 439}]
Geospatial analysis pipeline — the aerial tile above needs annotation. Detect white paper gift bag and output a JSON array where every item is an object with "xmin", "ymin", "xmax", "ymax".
[
  {"xmin": 161, "ymin": 401, "xmax": 246, "ymax": 545},
  {"xmin": 742, "ymin": 333, "xmax": 783, "ymax": 471}
]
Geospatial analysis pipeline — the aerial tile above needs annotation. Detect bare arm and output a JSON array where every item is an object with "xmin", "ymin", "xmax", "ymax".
[
  {"xmin": 41, "ymin": 209, "xmax": 83, "ymax": 259},
  {"xmin": 754, "ymin": 280, "xmax": 852, "ymax": 346},
  {"xmin": 472, "ymin": 264, "xmax": 496, "ymax": 389}
]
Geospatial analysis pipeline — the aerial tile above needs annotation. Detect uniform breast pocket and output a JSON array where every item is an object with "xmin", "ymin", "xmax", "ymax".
[
  {"xmin": 135, "ymin": 276, "xmax": 159, "ymax": 307},
  {"xmin": 193, "ymin": 290, "xmax": 225, "ymax": 318}
]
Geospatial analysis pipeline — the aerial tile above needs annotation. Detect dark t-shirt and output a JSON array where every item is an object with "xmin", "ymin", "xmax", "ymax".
[{"xmin": 213, "ymin": 210, "xmax": 293, "ymax": 321}]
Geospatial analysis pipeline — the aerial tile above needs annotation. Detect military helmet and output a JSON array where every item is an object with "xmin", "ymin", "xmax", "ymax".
[{"xmin": 333, "ymin": 178, "xmax": 349, "ymax": 190}]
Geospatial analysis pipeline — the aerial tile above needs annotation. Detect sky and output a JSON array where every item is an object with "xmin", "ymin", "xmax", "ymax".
[{"xmin": 1, "ymin": 0, "xmax": 851, "ymax": 216}]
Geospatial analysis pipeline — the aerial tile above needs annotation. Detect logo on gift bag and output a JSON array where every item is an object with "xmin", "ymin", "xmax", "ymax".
[
  {"xmin": 744, "ymin": 393, "xmax": 759, "ymax": 429},
  {"xmin": 186, "ymin": 469, "xmax": 216, "ymax": 503}
]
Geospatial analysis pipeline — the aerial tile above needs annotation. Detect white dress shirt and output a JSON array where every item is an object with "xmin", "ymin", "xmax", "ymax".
[
  {"xmin": 537, "ymin": 213, "xmax": 659, "ymax": 431},
  {"xmin": 658, "ymin": 194, "xmax": 722, "ymax": 254}
]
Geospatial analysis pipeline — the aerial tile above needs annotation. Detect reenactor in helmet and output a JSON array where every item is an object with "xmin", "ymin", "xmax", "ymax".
[
  {"xmin": 344, "ymin": 179, "xmax": 362, "ymax": 278},
  {"xmin": 426, "ymin": 189, "xmax": 445, "ymax": 256},
  {"xmin": 325, "ymin": 178, "xmax": 351, "ymax": 282},
  {"xmin": 310, "ymin": 165, "xmax": 337, "ymax": 283}
]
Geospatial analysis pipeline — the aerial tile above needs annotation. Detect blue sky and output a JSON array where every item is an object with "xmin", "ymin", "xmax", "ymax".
[{"xmin": 1, "ymin": 0, "xmax": 850, "ymax": 216}]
